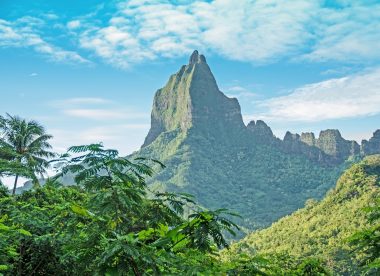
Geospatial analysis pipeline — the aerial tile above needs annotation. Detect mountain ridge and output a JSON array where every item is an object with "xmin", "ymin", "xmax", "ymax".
[
  {"xmin": 133, "ymin": 50, "xmax": 380, "ymax": 230},
  {"xmin": 142, "ymin": 51, "xmax": 378, "ymax": 166}
]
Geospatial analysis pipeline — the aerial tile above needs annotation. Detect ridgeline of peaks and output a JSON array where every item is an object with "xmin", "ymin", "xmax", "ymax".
[
  {"xmin": 281, "ymin": 128, "xmax": 380, "ymax": 163},
  {"xmin": 135, "ymin": 51, "xmax": 380, "ymax": 229},
  {"xmin": 143, "ymin": 51, "xmax": 380, "ymax": 164}
]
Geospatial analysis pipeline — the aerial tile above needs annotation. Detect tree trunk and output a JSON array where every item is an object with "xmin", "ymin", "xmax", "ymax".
[{"xmin": 12, "ymin": 174, "xmax": 19, "ymax": 195}]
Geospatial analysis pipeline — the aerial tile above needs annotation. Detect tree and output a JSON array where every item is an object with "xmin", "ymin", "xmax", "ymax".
[
  {"xmin": 51, "ymin": 143, "xmax": 240, "ymax": 274},
  {"xmin": 350, "ymin": 199, "xmax": 380, "ymax": 274},
  {"xmin": 0, "ymin": 114, "xmax": 55, "ymax": 195}
]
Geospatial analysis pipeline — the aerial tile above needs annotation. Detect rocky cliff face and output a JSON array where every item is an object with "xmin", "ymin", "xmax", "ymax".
[
  {"xmin": 143, "ymin": 50, "xmax": 245, "ymax": 147},
  {"xmin": 317, "ymin": 129, "xmax": 360, "ymax": 160},
  {"xmin": 361, "ymin": 130, "xmax": 380, "ymax": 155},
  {"xmin": 143, "ymin": 50, "xmax": 372, "ymax": 164},
  {"xmin": 283, "ymin": 131, "xmax": 331, "ymax": 163},
  {"xmin": 247, "ymin": 120, "xmax": 277, "ymax": 143},
  {"xmin": 282, "ymin": 129, "xmax": 362, "ymax": 164}
]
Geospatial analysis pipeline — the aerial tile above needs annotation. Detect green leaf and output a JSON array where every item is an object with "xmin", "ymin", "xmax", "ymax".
[
  {"xmin": 0, "ymin": 223, "xmax": 10, "ymax": 231},
  {"xmin": 70, "ymin": 204, "xmax": 90, "ymax": 217},
  {"xmin": 18, "ymin": 229, "xmax": 32, "ymax": 236}
]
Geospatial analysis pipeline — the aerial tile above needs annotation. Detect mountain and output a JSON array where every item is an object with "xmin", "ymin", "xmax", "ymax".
[
  {"xmin": 362, "ymin": 130, "xmax": 380, "ymax": 155},
  {"xmin": 14, "ymin": 51, "xmax": 380, "ymax": 230},
  {"xmin": 226, "ymin": 155, "xmax": 380, "ymax": 274},
  {"xmin": 143, "ymin": 50, "xmax": 246, "ymax": 148},
  {"xmin": 283, "ymin": 129, "xmax": 360, "ymax": 164},
  {"xmin": 133, "ymin": 50, "xmax": 380, "ymax": 230}
]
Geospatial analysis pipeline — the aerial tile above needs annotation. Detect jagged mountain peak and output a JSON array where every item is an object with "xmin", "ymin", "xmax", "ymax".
[
  {"xmin": 247, "ymin": 120, "xmax": 274, "ymax": 141},
  {"xmin": 361, "ymin": 129, "xmax": 380, "ymax": 155},
  {"xmin": 189, "ymin": 50, "xmax": 207, "ymax": 64},
  {"xmin": 142, "ymin": 50, "xmax": 245, "ymax": 147}
]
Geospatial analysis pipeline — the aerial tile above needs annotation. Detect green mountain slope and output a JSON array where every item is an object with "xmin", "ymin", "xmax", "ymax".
[
  {"xmin": 227, "ymin": 155, "xmax": 380, "ymax": 274},
  {"xmin": 133, "ymin": 51, "xmax": 370, "ymax": 230}
]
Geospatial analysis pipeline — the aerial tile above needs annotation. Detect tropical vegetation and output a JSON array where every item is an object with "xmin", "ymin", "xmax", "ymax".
[
  {"xmin": 0, "ymin": 114, "xmax": 55, "ymax": 195},
  {"xmin": 226, "ymin": 155, "xmax": 380, "ymax": 275},
  {"xmin": 1, "ymin": 115, "xmax": 379, "ymax": 275}
]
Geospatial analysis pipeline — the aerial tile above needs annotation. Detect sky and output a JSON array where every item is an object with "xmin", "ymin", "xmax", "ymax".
[{"xmin": 1, "ymin": 0, "xmax": 380, "ymax": 186}]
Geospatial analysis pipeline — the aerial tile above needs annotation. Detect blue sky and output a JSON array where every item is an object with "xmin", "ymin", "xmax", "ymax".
[{"xmin": 1, "ymin": 0, "xmax": 380, "ymax": 161}]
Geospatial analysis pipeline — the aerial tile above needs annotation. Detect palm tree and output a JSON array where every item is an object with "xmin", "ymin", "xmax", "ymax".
[{"xmin": 0, "ymin": 114, "xmax": 55, "ymax": 195}]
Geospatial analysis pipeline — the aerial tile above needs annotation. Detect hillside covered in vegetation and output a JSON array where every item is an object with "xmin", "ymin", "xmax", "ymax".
[{"xmin": 227, "ymin": 155, "xmax": 380, "ymax": 275}]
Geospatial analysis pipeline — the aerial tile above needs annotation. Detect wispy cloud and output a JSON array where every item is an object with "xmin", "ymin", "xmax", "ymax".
[
  {"xmin": 51, "ymin": 97, "xmax": 149, "ymax": 121},
  {"xmin": 69, "ymin": 0, "xmax": 380, "ymax": 68},
  {"xmin": 77, "ymin": 124, "xmax": 150, "ymax": 142},
  {"xmin": 224, "ymin": 86, "xmax": 257, "ymax": 99},
  {"xmin": 303, "ymin": 4, "xmax": 380, "ymax": 63},
  {"xmin": 63, "ymin": 108, "xmax": 147, "ymax": 120},
  {"xmin": 49, "ymin": 124, "xmax": 150, "ymax": 155},
  {"xmin": 0, "ymin": 16, "xmax": 90, "ymax": 64},
  {"xmin": 1, "ymin": 1, "xmax": 379, "ymax": 68},
  {"xmin": 46, "ymin": 97, "xmax": 150, "ymax": 154},
  {"xmin": 250, "ymin": 68, "xmax": 380, "ymax": 122},
  {"xmin": 67, "ymin": 20, "xmax": 81, "ymax": 30},
  {"xmin": 52, "ymin": 97, "xmax": 111, "ymax": 107}
]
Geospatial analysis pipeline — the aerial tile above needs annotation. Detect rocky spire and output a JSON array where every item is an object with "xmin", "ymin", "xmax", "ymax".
[
  {"xmin": 300, "ymin": 132, "xmax": 316, "ymax": 146},
  {"xmin": 282, "ymin": 129, "xmax": 361, "ymax": 164},
  {"xmin": 189, "ymin": 50, "xmax": 206, "ymax": 64},
  {"xmin": 142, "ymin": 50, "xmax": 245, "ymax": 147},
  {"xmin": 316, "ymin": 129, "xmax": 359, "ymax": 159},
  {"xmin": 361, "ymin": 129, "xmax": 380, "ymax": 155},
  {"xmin": 247, "ymin": 120, "xmax": 275, "ymax": 142}
]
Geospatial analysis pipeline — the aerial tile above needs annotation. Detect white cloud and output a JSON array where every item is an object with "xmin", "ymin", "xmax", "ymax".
[
  {"xmin": 63, "ymin": 108, "xmax": 148, "ymax": 120},
  {"xmin": 52, "ymin": 97, "xmax": 111, "ymax": 106},
  {"xmin": 50, "ymin": 97, "xmax": 149, "ymax": 121},
  {"xmin": 71, "ymin": 0, "xmax": 380, "ymax": 68},
  {"xmin": 225, "ymin": 86, "xmax": 257, "ymax": 99},
  {"xmin": 29, "ymin": 72, "xmax": 38, "ymax": 77},
  {"xmin": 49, "ymin": 124, "xmax": 150, "ymax": 156},
  {"xmin": 67, "ymin": 20, "xmax": 81, "ymax": 29},
  {"xmin": 44, "ymin": 13, "xmax": 59, "ymax": 20},
  {"xmin": 77, "ymin": 124, "xmax": 150, "ymax": 142},
  {"xmin": 2, "ymin": 1, "xmax": 379, "ymax": 68},
  {"xmin": 250, "ymin": 68, "xmax": 380, "ymax": 122},
  {"xmin": 0, "ymin": 17, "xmax": 90, "ymax": 64},
  {"xmin": 76, "ymin": 0, "xmax": 315, "ymax": 68},
  {"xmin": 304, "ymin": 4, "xmax": 380, "ymax": 62}
]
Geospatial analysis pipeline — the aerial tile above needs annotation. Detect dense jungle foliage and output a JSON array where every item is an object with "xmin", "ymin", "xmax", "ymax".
[
  {"xmin": 1, "ymin": 115, "xmax": 379, "ymax": 275},
  {"xmin": 227, "ymin": 155, "xmax": 380, "ymax": 275},
  {"xmin": 0, "ymin": 144, "xmax": 342, "ymax": 275}
]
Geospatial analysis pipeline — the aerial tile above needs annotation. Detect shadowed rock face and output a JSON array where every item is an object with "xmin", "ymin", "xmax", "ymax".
[
  {"xmin": 247, "ymin": 120, "xmax": 275, "ymax": 143},
  {"xmin": 361, "ymin": 130, "xmax": 380, "ymax": 155},
  {"xmin": 316, "ymin": 129, "xmax": 360, "ymax": 161},
  {"xmin": 283, "ymin": 129, "xmax": 361, "ymax": 164}
]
